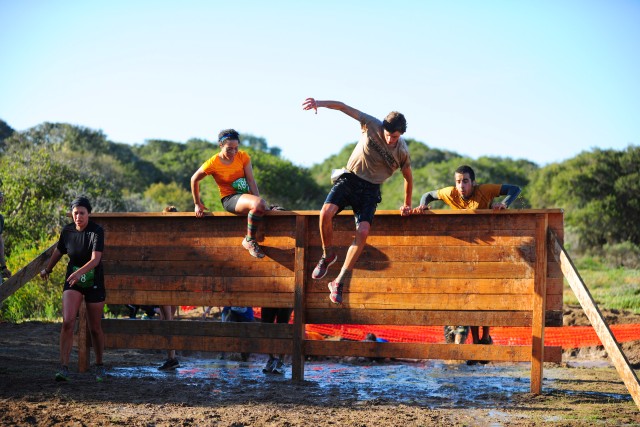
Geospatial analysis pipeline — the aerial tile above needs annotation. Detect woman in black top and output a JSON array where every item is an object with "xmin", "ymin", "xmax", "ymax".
[{"xmin": 40, "ymin": 197, "xmax": 106, "ymax": 382}]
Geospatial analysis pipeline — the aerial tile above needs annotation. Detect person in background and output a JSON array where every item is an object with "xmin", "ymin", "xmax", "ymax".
[
  {"xmin": 40, "ymin": 196, "xmax": 107, "ymax": 382},
  {"xmin": 261, "ymin": 307, "xmax": 293, "ymax": 374},
  {"xmin": 416, "ymin": 165, "xmax": 521, "ymax": 364},
  {"xmin": 221, "ymin": 306, "xmax": 255, "ymax": 361},
  {"xmin": 302, "ymin": 98, "xmax": 413, "ymax": 305},
  {"xmin": 158, "ymin": 205, "xmax": 180, "ymax": 370},
  {"xmin": 0, "ymin": 191, "xmax": 11, "ymax": 282},
  {"xmin": 191, "ymin": 129, "xmax": 268, "ymax": 259}
]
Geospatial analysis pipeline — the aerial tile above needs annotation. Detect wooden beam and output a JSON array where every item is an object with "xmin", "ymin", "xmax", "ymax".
[
  {"xmin": 292, "ymin": 215, "xmax": 308, "ymax": 381},
  {"xmin": 0, "ymin": 244, "xmax": 56, "ymax": 303},
  {"xmin": 549, "ymin": 230, "xmax": 640, "ymax": 409},
  {"xmin": 304, "ymin": 341, "xmax": 562, "ymax": 362},
  {"xmin": 530, "ymin": 214, "xmax": 548, "ymax": 394},
  {"xmin": 77, "ymin": 302, "xmax": 90, "ymax": 373}
]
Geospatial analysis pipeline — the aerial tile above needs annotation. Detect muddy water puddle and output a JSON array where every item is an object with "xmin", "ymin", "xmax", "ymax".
[{"xmin": 107, "ymin": 356, "xmax": 631, "ymax": 408}]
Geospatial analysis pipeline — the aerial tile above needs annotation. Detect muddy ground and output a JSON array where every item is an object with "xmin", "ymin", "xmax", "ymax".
[{"xmin": 1, "ymin": 305, "xmax": 639, "ymax": 426}]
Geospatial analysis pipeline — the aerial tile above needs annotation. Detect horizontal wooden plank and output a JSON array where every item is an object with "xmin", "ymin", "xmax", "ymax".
[
  {"xmin": 308, "ymin": 244, "xmax": 537, "ymax": 263},
  {"xmin": 103, "ymin": 233, "xmax": 295, "ymax": 248},
  {"xmin": 106, "ymin": 334, "xmax": 292, "ymax": 355},
  {"xmin": 307, "ymin": 232, "xmax": 536, "ymax": 247},
  {"xmin": 304, "ymin": 293, "xmax": 563, "ymax": 310},
  {"xmin": 306, "ymin": 277, "xmax": 535, "ymax": 295},
  {"xmin": 91, "ymin": 209, "xmax": 564, "ymax": 218},
  {"xmin": 103, "ymin": 259, "xmax": 295, "ymax": 276},
  {"xmin": 317, "ymin": 214, "xmax": 541, "ymax": 233},
  {"xmin": 105, "ymin": 290, "xmax": 294, "ymax": 307},
  {"xmin": 104, "ymin": 245, "xmax": 295, "ymax": 262},
  {"xmin": 94, "ymin": 215, "xmax": 297, "ymax": 234},
  {"xmin": 105, "ymin": 275, "xmax": 296, "ymax": 293},
  {"xmin": 102, "ymin": 319, "xmax": 293, "ymax": 339},
  {"xmin": 304, "ymin": 261, "xmax": 535, "ymax": 279},
  {"xmin": 304, "ymin": 340, "xmax": 562, "ymax": 362}
]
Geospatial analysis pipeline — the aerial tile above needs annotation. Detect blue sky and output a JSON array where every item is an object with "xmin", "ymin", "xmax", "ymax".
[{"xmin": 1, "ymin": 0, "xmax": 638, "ymax": 168}]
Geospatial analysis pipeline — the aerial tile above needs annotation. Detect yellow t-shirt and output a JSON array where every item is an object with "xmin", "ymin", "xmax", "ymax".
[
  {"xmin": 437, "ymin": 184, "xmax": 502, "ymax": 210},
  {"xmin": 201, "ymin": 151, "xmax": 251, "ymax": 199}
]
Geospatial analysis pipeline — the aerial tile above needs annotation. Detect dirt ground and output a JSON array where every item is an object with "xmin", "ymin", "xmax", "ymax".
[{"xmin": 1, "ymin": 305, "xmax": 640, "ymax": 426}]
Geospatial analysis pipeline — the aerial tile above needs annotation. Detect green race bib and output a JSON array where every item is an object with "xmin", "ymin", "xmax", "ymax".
[
  {"xmin": 232, "ymin": 177, "xmax": 249, "ymax": 194},
  {"xmin": 72, "ymin": 266, "xmax": 95, "ymax": 288}
]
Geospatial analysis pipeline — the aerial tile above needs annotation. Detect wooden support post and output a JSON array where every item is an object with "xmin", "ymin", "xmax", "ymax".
[
  {"xmin": 77, "ymin": 300, "xmax": 91, "ymax": 373},
  {"xmin": 530, "ymin": 214, "xmax": 548, "ymax": 394},
  {"xmin": 292, "ymin": 215, "xmax": 308, "ymax": 381},
  {"xmin": 549, "ymin": 230, "xmax": 640, "ymax": 409}
]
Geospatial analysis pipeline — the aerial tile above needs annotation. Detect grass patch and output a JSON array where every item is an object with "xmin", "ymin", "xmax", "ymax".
[{"xmin": 563, "ymin": 265, "xmax": 640, "ymax": 314}]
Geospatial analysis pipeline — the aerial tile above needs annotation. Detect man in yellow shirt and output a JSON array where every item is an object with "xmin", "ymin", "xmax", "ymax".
[{"xmin": 417, "ymin": 165, "xmax": 521, "ymax": 364}]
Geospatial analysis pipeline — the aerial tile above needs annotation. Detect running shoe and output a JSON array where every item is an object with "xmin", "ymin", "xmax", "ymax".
[
  {"xmin": 312, "ymin": 253, "xmax": 337, "ymax": 279},
  {"xmin": 95, "ymin": 364, "xmax": 107, "ymax": 382},
  {"xmin": 242, "ymin": 238, "xmax": 265, "ymax": 258},
  {"xmin": 272, "ymin": 358, "xmax": 285, "ymax": 375},
  {"xmin": 262, "ymin": 357, "xmax": 276, "ymax": 374},
  {"xmin": 55, "ymin": 365, "xmax": 70, "ymax": 382},
  {"xmin": 328, "ymin": 281, "xmax": 343, "ymax": 305},
  {"xmin": 158, "ymin": 358, "xmax": 180, "ymax": 371}
]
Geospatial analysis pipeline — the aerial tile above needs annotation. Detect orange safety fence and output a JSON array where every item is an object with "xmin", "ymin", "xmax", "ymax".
[
  {"xmin": 304, "ymin": 324, "xmax": 640, "ymax": 349},
  {"xmin": 182, "ymin": 306, "xmax": 640, "ymax": 349}
]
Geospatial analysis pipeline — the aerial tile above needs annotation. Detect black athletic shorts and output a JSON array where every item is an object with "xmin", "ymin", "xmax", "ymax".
[
  {"xmin": 324, "ymin": 172, "xmax": 382, "ymax": 225},
  {"xmin": 221, "ymin": 193, "xmax": 243, "ymax": 213},
  {"xmin": 63, "ymin": 283, "xmax": 106, "ymax": 303}
]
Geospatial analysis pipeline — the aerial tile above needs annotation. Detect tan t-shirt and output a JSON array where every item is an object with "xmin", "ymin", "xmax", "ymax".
[{"xmin": 345, "ymin": 113, "xmax": 410, "ymax": 184}]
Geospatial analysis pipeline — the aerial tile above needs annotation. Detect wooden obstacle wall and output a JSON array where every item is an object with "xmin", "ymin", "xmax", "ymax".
[{"xmin": 90, "ymin": 209, "xmax": 563, "ymax": 394}]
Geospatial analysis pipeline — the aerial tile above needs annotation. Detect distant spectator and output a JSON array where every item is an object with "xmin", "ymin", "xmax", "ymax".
[
  {"xmin": 157, "ymin": 205, "xmax": 180, "ymax": 371},
  {"xmin": 261, "ymin": 308, "xmax": 293, "ymax": 374},
  {"xmin": 221, "ymin": 306, "xmax": 254, "ymax": 361}
]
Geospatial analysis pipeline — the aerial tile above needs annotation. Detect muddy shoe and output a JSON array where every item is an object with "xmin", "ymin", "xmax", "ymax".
[
  {"xmin": 312, "ymin": 253, "xmax": 337, "ymax": 280},
  {"xmin": 95, "ymin": 364, "xmax": 107, "ymax": 382},
  {"xmin": 242, "ymin": 238, "xmax": 265, "ymax": 258},
  {"xmin": 158, "ymin": 358, "xmax": 180, "ymax": 371},
  {"xmin": 262, "ymin": 357, "xmax": 276, "ymax": 374},
  {"xmin": 272, "ymin": 358, "xmax": 285, "ymax": 375},
  {"xmin": 55, "ymin": 365, "xmax": 70, "ymax": 382},
  {"xmin": 328, "ymin": 281, "xmax": 343, "ymax": 305}
]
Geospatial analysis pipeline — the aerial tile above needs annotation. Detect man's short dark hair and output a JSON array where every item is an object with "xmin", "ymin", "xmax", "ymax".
[
  {"xmin": 382, "ymin": 111, "xmax": 407, "ymax": 134},
  {"xmin": 218, "ymin": 129, "xmax": 240, "ymax": 144},
  {"xmin": 455, "ymin": 165, "xmax": 475, "ymax": 182}
]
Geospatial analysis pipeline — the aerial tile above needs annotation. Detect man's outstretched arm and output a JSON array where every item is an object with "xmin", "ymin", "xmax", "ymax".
[{"xmin": 302, "ymin": 98, "xmax": 362, "ymax": 121}]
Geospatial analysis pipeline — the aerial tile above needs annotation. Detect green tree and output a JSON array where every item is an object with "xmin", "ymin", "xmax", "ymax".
[
  {"xmin": 528, "ymin": 146, "xmax": 640, "ymax": 252},
  {"xmin": 144, "ymin": 181, "xmax": 194, "ymax": 212}
]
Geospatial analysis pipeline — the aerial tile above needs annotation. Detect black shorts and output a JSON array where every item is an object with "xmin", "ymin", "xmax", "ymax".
[
  {"xmin": 221, "ymin": 194, "xmax": 243, "ymax": 213},
  {"xmin": 63, "ymin": 283, "xmax": 106, "ymax": 303},
  {"xmin": 261, "ymin": 307, "xmax": 293, "ymax": 324},
  {"xmin": 324, "ymin": 173, "xmax": 381, "ymax": 225}
]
